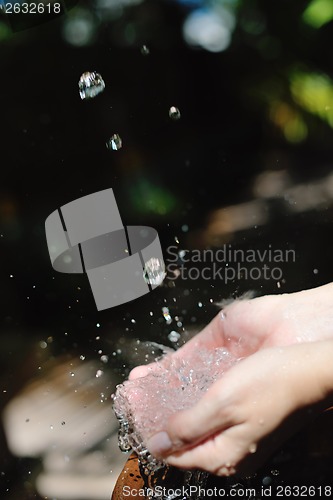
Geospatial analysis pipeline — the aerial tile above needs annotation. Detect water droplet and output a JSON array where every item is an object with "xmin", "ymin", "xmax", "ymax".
[
  {"xmin": 141, "ymin": 44, "xmax": 150, "ymax": 55},
  {"xmin": 131, "ymin": 319, "xmax": 136, "ymax": 324},
  {"xmin": 9, "ymin": 274, "xmax": 13, "ymax": 278},
  {"xmin": 198, "ymin": 302, "xmax": 203, "ymax": 308},
  {"xmin": 262, "ymin": 475, "xmax": 272, "ymax": 486},
  {"xmin": 277, "ymin": 281, "xmax": 281, "ymax": 288},
  {"xmin": 106, "ymin": 133, "xmax": 122, "ymax": 151},
  {"xmin": 271, "ymin": 469, "xmax": 279, "ymax": 476},
  {"xmin": 100, "ymin": 355, "xmax": 109, "ymax": 363},
  {"xmin": 61, "ymin": 421, "xmax": 65, "ymax": 425},
  {"xmin": 162, "ymin": 306, "xmax": 172, "ymax": 324},
  {"xmin": 168, "ymin": 331, "xmax": 180, "ymax": 342},
  {"xmin": 78, "ymin": 71, "xmax": 105, "ymax": 100},
  {"xmin": 313, "ymin": 268, "xmax": 319, "ymax": 274},
  {"xmin": 70, "ymin": 372, "xmax": 75, "ymax": 377},
  {"xmin": 50, "ymin": 425, "xmax": 54, "ymax": 430},
  {"xmin": 39, "ymin": 341, "xmax": 47, "ymax": 349},
  {"xmin": 96, "ymin": 323, "xmax": 101, "ymax": 327},
  {"xmin": 169, "ymin": 106, "xmax": 181, "ymax": 120},
  {"xmin": 174, "ymin": 236, "xmax": 180, "ymax": 243},
  {"xmin": 80, "ymin": 355, "xmax": 85, "ymax": 361},
  {"xmin": 143, "ymin": 257, "xmax": 166, "ymax": 286},
  {"xmin": 182, "ymin": 224, "xmax": 189, "ymax": 232},
  {"xmin": 96, "ymin": 369, "xmax": 103, "ymax": 378}
]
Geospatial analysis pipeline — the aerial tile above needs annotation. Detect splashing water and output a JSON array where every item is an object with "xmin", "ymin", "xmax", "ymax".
[{"xmin": 112, "ymin": 346, "xmax": 239, "ymax": 473}]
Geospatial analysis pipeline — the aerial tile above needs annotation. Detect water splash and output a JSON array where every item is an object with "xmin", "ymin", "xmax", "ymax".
[{"xmin": 112, "ymin": 346, "xmax": 239, "ymax": 472}]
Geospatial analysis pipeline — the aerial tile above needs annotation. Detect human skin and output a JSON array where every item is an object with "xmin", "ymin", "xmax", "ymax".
[{"xmin": 129, "ymin": 283, "xmax": 333, "ymax": 476}]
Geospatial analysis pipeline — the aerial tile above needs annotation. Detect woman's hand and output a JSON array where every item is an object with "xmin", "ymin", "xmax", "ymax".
[
  {"xmin": 146, "ymin": 341, "xmax": 333, "ymax": 476},
  {"xmin": 128, "ymin": 283, "xmax": 333, "ymax": 475}
]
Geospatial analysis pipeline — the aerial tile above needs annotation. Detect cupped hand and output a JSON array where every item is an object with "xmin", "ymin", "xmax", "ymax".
[
  {"xmin": 146, "ymin": 340, "xmax": 333, "ymax": 476},
  {"xmin": 128, "ymin": 283, "xmax": 333, "ymax": 475}
]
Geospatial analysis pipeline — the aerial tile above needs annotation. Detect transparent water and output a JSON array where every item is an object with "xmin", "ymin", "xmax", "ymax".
[
  {"xmin": 78, "ymin": 71, "xmax": 105, "ymax": 100},
  {"xmin": 112, "ymin": 347, "xmax": 239, "ymax": 472}
]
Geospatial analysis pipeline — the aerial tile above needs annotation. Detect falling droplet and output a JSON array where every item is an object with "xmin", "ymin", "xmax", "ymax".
[
  {"xmin": 70, "ymin": 372, "xmax": 75, "ymax": 377},
  {"xmin": 106, "ymin": 134, "xmax": 122, "ymax": 151},
  {"xmin": 141, "ymin": 44, "xmax": 150, "ymax": 55},
  {"xmin": 96, "ymin": 369, "xmax": 103, "ymax": 378},
  {"xmin": 271, "ymin": 469, "xmax": 279, "ymax": 476},
  {"xmin": 168, "ymin": 331, "xmax": 180, "ymax": 342},
  {"xmin": 100, "ymin": 355, "xmax": 109, "ymax": 363},
  {"xmin": 80, "ymin": 355, "xmax": 85, "ymax": 361},
  {"xmin": 78, "ymin": 71, "xmax": 105, "ymax": 100},
  {"xmin": 162, "ymin": 306, "xmax": 172, "ymax": 324},
  {"xmin": 262, "ymin": 475, "xmax": 272, "ymax": 486},
  {"xmin": 143, "ymin": 257, "xmax": 166, "ymax": 286},
  {"xmin": 169, "ymin": 106, "xmax": 181, "ymax": 120}
]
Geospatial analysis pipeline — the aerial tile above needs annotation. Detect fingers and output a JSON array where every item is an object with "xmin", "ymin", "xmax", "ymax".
[
  {"xmin": 164, "ymin": 426, "xmax": 275, "ymax": 477},
  {"xmin": 128, "ymin": 364, "xmax": 154, "ymax": 380},
  {"xmin": 146, "ymin": 374, "xmax": 240, "ymax": 457},
  {"xmin": 164, "ymin": 427, "xmax": 250, "ymax": 476}
]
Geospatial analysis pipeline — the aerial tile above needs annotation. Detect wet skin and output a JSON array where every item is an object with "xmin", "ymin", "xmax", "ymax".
[{"xmin": 129, "ymin": 283, "xmax": 333, "ymax": 476}]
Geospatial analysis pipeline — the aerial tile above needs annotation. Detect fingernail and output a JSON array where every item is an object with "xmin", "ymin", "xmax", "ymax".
[{"xmin": 146, "ymin": 431, "xmax": 172, "ymax": 457}]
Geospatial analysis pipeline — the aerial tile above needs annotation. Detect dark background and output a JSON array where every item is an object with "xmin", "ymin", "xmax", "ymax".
[{"xmin": 1, "ymin": 0, "xmax": 333, "ymax": 497}]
